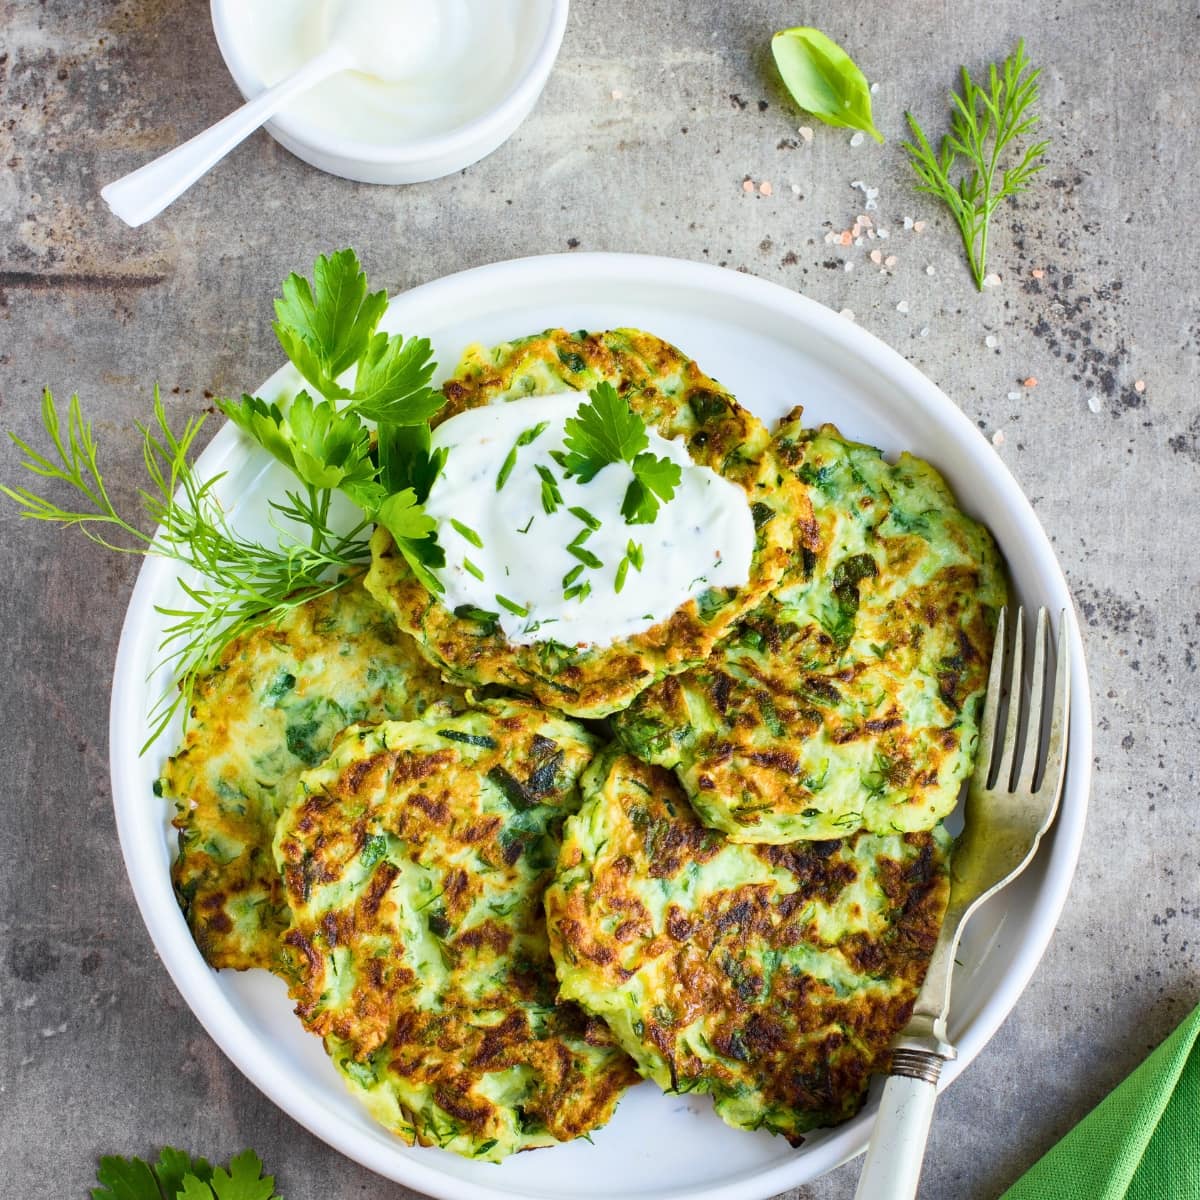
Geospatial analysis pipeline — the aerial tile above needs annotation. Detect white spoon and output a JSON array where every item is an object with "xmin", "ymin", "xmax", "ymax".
[{"xmin": 101, "ymin": 0, "xmax": 442, "ymax": 228}]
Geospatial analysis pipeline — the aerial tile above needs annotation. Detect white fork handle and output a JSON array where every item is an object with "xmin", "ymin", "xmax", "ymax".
[
  {"xmin": 101, "ymin": 44, "xmax": 352, "ymax": 228},
  {"xmin": 853, "ymin": 1072, "xmax": 939, "ymax": 1200}
]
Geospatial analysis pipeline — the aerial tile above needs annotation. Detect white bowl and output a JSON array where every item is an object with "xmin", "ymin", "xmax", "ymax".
[
  {"xmin": 109, "ymin": 253, "xmax": 1092, "ymax": 1200},
  {"xmin": 209, "ymin": 0, "xmax": 569, "ymax": 184}
]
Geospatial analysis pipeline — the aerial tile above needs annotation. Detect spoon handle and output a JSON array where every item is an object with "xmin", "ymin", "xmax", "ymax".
[{"xmin": 101, "ymin": 44, "xmax": 352, "ymax": 228}]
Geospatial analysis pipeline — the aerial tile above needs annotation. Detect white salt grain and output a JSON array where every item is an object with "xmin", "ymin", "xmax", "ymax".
[
  {"xmin": 925, "ymin": 265, "xmax": 936, "ymax": 276},
  {"xmin": 844, "ymin": 260, "xmax": 854, "ymax": 272},
  {"xmin": 1007, "ymin": 391, "xmax": 1021, "ymax": 401},
  {"xmin": 839, "ymin": 308, "xmax": 856, "ymax": 321},
  {"xmin": 919, "ymin": 327, "xmax": 930, "ymax": 338},
  {"xmin": 850, "ymin": 131, "xmax": 865, "ymax": 147},
  {"xmin": 791, "ymin": 183, "xmax": 802, "ymax": 195},
  {"xmin": 991, "ymin": 430, "xmax": 1006, "ymax": 446},
  {"xmin": 985, "ymin": 335, "xmax": 999, "ymax": 348},
  {"xmin": 850, "ymin": 180, "xmax": 880, "ymax": 211},
  {"xmin": 798, "ymin": 126, "xmax": 814, "ymax": 143},
  {"xmin": 903, "ymin": 216, "xmax": 914, "ymax": 230},
  {"xmin": 1087, "ymin": 395, "xmax": 1102, "ymax": 413},
  {"xmin": 896, "ymin": 300, "xmax": 910, "ymax": 314},
  {"xmin": 983, "ymin": 273, "xmax": 1002, "ymax": 288}
]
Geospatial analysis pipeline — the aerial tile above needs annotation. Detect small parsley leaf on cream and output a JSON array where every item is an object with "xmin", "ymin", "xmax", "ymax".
[
  {"xmin": 561, "ymin": 382, "xmax": 647, "ymax": 480},
  {"xmin": 560, "ymin": 383, "xmax": 682, "ymax": 524},
  {"xmin": 622, "ymin": 453, "xmax": 683, "ymax": 525}
]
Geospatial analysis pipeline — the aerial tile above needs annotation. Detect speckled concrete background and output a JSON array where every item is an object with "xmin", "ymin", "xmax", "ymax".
[{"xmin": 1, "ymin": 1, "xmax": 1197, "ymax": 1197}]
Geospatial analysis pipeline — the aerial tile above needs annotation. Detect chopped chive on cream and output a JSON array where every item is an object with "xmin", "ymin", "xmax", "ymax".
[
  {"xmin": 569, "ymin": 525, "xmax": 593, "ymax": 547},
  {"xmin": 568, "ymin": 505, "xmax": 600, "ymax": 531},
  {"xmin": 614, "ymin": 558, "xmax": 631, "ymax": 594},
  {"xmin": 450, "ymin": 518, "xmax": 484, "ymax": 548},
  {"xmin": 564, "ymin": 581, "xmax": 592, "ymax": 603},
  {"xmin": 562, "ymin": 564, "xmax": 585, "ymax": 588},
  {"xmin": 517, "ymin": 515, "xmax": 535, "ymax": 534},
  {"xmin": 495, "ymin": 593, "xmax": 530, "ymax": 617},
  {"xmin": 567, "ymin": 544, "xmax": 603, "ymax": 569},
  {"xmin": 496, "ymin": 448, "xmax": 519, "ymax": 491},
  {"xmin": 463, "ymin": 557, "xmax": 485, "ymax": 581},
  {"xmin": 536, "ymin": 464, "xmax": 562, "ymax": 514},
  {"xmin": 496, "ymin": 422, "xmax": 550, "ymax": 492},
  {"xmin": 517, "ymin": 421, "xmax": 549, "ymax": 447}
]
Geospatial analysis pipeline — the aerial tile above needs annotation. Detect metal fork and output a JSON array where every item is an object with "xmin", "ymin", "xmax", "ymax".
[{"xmin": 854, "ymin": 606, "xmax": 1072, "ymax": 1200}]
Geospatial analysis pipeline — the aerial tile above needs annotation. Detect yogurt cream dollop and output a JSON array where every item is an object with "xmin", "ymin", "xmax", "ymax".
[
  {"xmin": 423, "ymin": 392, "xmax": 756, "ymax": 648},
  {"xmin": 227, "ymin": 0, "xmax": 544, "ymax": 145}
]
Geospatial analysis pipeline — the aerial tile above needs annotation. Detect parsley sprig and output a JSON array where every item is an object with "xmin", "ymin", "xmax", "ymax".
[
  {"xmin": 93, "ymin": 1146, "xmax": 281, "ymax": 1200},
  {"xmin": 272, "ymin": 249, "xmax": 439, "ymax": 423},
  {"xmin": 560, "ymin": 382, "xmax": 681, "ymax": 524},
  {"xmin": 2, "ymin": 249, "xmax": 448, "ymax": 748},
  {"xmin": 903, "ymin": 40, "xmax": 1049, "ymax": 290}
]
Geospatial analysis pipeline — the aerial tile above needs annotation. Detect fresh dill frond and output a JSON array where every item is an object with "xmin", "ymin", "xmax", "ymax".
[
  {"xmin": 902, "ymin": 40, "xmax": 1049, "ymax": 290},
  {"xmin": 2, "ymin": 389, "xmax": 369, "ymax": 751}
]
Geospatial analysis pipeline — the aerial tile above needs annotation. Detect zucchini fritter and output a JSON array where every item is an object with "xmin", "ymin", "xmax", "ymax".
[
  {"xmin": 273, "ymin": 702, "xmax": 638, "ymax": 1160},
  {"xmin": 614, "ymin": 418, "xmax": 1007, "ymax": 841},
  {"xmin": 545, "ymin": 749, "xmax": 951, "ymax": 1143},
  {"xmin": 162, "ymin": 578, "xmax": 459, "ymax": 970},
  {"xmin": 365, "ymin": 328, "xmax": 807, "ymax": 718}
]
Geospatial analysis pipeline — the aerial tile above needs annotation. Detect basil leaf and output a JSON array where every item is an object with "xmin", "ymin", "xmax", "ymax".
[{"xmin": 771, "ymin": 27, "xmax": 883, "ymax": 144}]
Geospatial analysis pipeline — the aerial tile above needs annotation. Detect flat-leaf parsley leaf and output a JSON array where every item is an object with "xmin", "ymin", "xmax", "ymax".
[
  {"xmin": 561, "ymin": 381, "xmax": 648, "ymax": 480},
  {"xmin": 92, "ymin": 1147, "xmax": 278, "ymax": 1200},
  {"xmin": 559, "ymin": 383, "xmax": 681, "ymax": 524},
  {"xmin": 621, "ymin": 453, "xmax": 682, "ymax": 525},
  {"xmin": 273, "ymin": 249, "xmax": 387, "ymax": 400}
]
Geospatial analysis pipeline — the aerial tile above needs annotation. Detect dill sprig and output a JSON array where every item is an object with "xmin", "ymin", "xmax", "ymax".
[
  {"xmin": 2, "ymin": 389, "xmax": 370, "ymax": 750},
  {"xmin": 903, "ymin": 40, "xmax": 1049, "ymax": 290}
]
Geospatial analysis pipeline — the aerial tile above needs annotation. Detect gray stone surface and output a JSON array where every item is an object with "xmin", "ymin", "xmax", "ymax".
[{"xmin": 1, "ymin": 0, "xmax": 1197, "ymax": 1196}]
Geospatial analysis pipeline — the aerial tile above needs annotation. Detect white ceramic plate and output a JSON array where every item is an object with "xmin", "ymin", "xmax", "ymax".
[{"xmin": 109, "ymin": 253, "xmax": 1092, "ymax": 1200}]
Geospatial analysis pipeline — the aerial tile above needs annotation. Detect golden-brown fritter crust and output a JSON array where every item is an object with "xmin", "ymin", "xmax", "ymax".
[
  {"xmin": 365, "ymin": 328, "xmax": 808, "ymax": 718},
  {"xmin": 614, "ymin": 417, "xmax": 1007, "ymax": 841},
  {"xmin": 273, "ymin": 701, "xmax": 637, "ymax": 1159},
  {"xmin": 162, "ymin": 576, "xmax": 460, "ymax": 970},
  {"xmin": 545, "ymin": 749, "xmax": 951, "ymax": 1143}
]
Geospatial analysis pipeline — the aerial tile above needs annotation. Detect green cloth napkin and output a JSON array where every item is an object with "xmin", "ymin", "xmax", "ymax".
[{"xmin": 1001, "ymin": 1001, "xmax": 1200, "ymax": 1200}]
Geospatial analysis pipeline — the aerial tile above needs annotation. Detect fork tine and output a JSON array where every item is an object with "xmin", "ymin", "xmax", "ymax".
[
  {"xmin": 1036, "ymin": 610, "xmax": 1072, "ymax": 805},
  {"xmin": 1014, "ymin": 608, "xmax": 1049, "ymax": 794},
  {"xmin": 992, "ymin": 606, "xmax": 1025, "ymax": 791},
  {"xmin": 972, "ymin": 607, "xmax": 1007, "ymax": 784}
]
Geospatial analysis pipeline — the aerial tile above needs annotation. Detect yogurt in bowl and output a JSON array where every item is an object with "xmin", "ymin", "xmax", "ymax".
[{"xmin": 210, "ymin": 0, "xmax": 568, "ymax": 183}]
